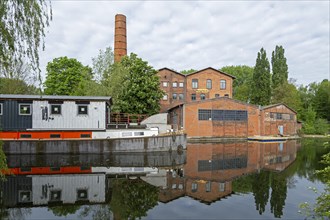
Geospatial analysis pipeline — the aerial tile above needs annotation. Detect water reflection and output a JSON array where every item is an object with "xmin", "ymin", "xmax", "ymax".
[{"xmin": 1, "ymin": 139, "xmax": 328, "ymax": 219}]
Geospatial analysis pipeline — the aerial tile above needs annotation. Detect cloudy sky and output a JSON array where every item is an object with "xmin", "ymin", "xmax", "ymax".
[{"xmin": 39, "ymin": 1, "xmax": 329, "ymax": 86}]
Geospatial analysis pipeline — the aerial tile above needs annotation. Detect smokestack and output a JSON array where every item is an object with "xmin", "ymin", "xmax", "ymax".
[{"xmin": 114, "ymin": 14, "xmax": 127, "ymax": 63}]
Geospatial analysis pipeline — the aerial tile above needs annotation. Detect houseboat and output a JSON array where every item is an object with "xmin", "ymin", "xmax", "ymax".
[{"xmin": 0, "ymin": 94, "xmax": 158, "ymax": 140}]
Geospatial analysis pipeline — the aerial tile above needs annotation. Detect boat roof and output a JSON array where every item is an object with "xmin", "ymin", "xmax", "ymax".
[{"xmin": 0, "ymin": 94, "xmax": 112, "ymax": 103}]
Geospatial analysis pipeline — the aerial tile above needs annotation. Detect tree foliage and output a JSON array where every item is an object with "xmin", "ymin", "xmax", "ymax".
[
  {"xmin": 180, "ymin": 69, "xmax": 197, "ymax": 75},
  {"xmin": 0, "ymin": 78, "xmax": 38, "ymax": 94},
  {"xmin": 44, "ymin": 57, "xmax": 92, "ymax": 95},
  {"xmin": 313, "ymin": 80, "xmax": 330, "ymax": 121},
  {"xmin": 271, "ymin": 45, "xmax": 288, "ymax": 89},
  {"xmin": 0, "ymin": 0, "xmax": 52, "ymax": 77},
  {"xmin": 220, "ymin": 65, "xmax": 254, "ymax": 102},
  {"xmin": 92, "ymin": 46, "xmax": 114, "ymax": 82},
  {"xmin": 116, "ymin": 53, "xmax": 164, "ymax": 115},
  {"xmin": 251, "ymin": 48, "xmax": 271, "ymax": 105}
]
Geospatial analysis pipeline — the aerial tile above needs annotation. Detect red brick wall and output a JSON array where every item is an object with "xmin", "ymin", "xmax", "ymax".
[
  {"xmin": 158, "ymin": 69, "xmax": 185, "ymax": 112},
  {"xmin": 183, "ymin": 98, "xmax": 260, "ymax": 137},
  {"xmin": 261, "ymin": 104, "xmax": 297, "ymax": 136},
  {"xmin": 186, "ymin": 68, "xmax": 233, "ymax": 101}
]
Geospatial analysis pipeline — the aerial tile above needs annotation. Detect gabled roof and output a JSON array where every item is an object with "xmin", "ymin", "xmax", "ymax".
[
  {"xmin": 158, "ymin": 67, "xmax": 185, "ymax": 76},
  {"xmin": 186, "ymin": 67, "xmax": 236, "ymax": 79},
  {"xmin": 0, "ymin": 94, "xmax": 112, "ymax": 104},
  {"xmin": 262, "ymin": 103, "xmax": 297, "ymax": 114}
]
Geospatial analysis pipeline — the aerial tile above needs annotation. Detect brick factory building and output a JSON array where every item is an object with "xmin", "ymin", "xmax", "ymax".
[{"xmin": 157, "ymin": 67, "xmax": 299, "ymax": 137}]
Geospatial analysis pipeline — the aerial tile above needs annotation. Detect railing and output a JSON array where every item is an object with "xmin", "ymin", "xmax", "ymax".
[{"xmin": 109, "ymin": 113, "xmax": 148, "ymax": 127}]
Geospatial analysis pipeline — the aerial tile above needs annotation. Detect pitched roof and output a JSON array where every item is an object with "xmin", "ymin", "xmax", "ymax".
[
  {"xmin": 158, "ymin": 67, "xmax": 185, "ymax": 76},
  {"xmin": 186, "ymin": 67, "xmax": 236, "ymax": 79},
  {"xmin": 262, "ymin": 103, "xmax": 297, "ymax": 114}
]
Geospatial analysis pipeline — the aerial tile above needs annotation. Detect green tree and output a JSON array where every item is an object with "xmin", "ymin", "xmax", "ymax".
[
  {"xmin": 220, "ymin": 65, "xmax": 254, "ymax": 102},
  {"xmin": 117, "ymin": 53, "xmax": 164, "ymax": 115},
  {"xmin": 314, "ymin": 80, "xmax": 330, "ymax": 121},
  {"xmin": 271, "ymin": 81, "xmax": 302, "ymax": 115},
  {"xmin": 180, "ymin": 69, "xmax": 197, "ymax": 75},
  {"xmin": 251, "ymin": 48, "xmax": 271, "ymax": 105},
  {"xmin": 48, "ymin": 205, "xmax": 80, "ymax": 217},
  {"xmin": 0, "ymin": 78, "xmax": 38, "ymax": 94},
  {"xmin": 271, "ymin": 45, "xmax": 288, "ymax": 89},
  {"xmin": 44, "ymin": 57, "xmax": 92, "ymax": 95},
  {"xmin": 92, "ymin": 46, "xmax": 114, "ymax": 82},
  {"xmin": 0, "ymin": 0, "xmax": 52, "ymax": 76}
]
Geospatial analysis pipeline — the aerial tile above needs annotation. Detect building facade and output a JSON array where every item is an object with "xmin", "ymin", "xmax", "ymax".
[{"xmin": 158, "ymin": 67, "xmax": 235, "ymax": 113}]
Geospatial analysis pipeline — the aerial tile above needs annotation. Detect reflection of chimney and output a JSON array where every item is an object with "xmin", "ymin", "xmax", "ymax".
[{"xmin": 114, "ymin": 14, "xmax": 127, "ymax": 63}]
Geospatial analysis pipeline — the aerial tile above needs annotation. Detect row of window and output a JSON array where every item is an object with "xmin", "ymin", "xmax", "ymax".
[
  {"xmin": 162, "ymin": 93, "xmax": 229, "ymax": 101},
  {"xmin": 0, "ymin": 103, "xmax": 89, "ymax": 116},
  {"xmin": 19, "ymin": 133, "xmax": 91, "ymax": 139},
  {"xmin": 162, "ymin": 79, "xmax": 227, "ymax": 89},
  {"xmin": 198, "ymin": 109, "xmax": 248, "ymax": 121},
  {"xmin": 18, "ymin": 189, "xmax": 88, "ymax": 203},
  {"xmin": 269, "ymin": 112, "xmax": 294, "ymax": 120},
  {"xmin": 191, "ymin": 182, "xmax": 226, "ymax": 193}
]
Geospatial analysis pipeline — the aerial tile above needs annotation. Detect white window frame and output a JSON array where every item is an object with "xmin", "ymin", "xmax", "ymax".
[
  {"xmin": 19, "ymin": 104, "xmax": 32, "ymax": 115},
  {"xmin": 179, "ymin": 82, "xmax": 184, "ymax": 88},
  {"xmin": 162, "ymin": 81, "xmax": 168, "ymax": 87},
  {"xmin": 192, "ymin": 79, "xmax": 198, "ymax": 89},
  {"xmin": 206, "ymin": 79, "xmax": 212, "ymax": 89},
  {"xmin": 77, "ymin": 105, "xmax": 88, "ymax": 115},
  {"xmin": 0, "ymin": 103, "xmax": 2, "ymax": 115},
  {"xmin": 179, "ymin": 93, "xmax": 184, "ymax": 100},
  {"xmin": 220, "ymin": 80, "xmax": 226, "ymax": 90},
  {"xmin": 163, "ymin": 94, "xmax": 168, "ymax": 100},
  {"xmin": 172, "ymin": 82, "xmax": 178, "ymax": 88}
]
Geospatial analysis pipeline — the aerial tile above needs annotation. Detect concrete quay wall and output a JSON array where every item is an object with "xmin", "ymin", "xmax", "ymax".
[{"xmin": 2, "ymin": 134, "xmax": 187, "ymax": 154}]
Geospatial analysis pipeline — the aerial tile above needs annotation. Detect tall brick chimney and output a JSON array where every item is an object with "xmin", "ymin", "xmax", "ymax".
[{"xmin": 114, "ymin": 14, "xmax": 127, "ymax": 63}]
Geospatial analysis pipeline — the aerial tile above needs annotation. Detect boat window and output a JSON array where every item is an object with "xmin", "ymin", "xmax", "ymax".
[
  {"xmin": 20, "ymin": 134, "xmax": 32, "ymax": 138},
  {"xmin": 19, "ymin": 191, "xmax": 32, "ymax": 203},
  {"xmin": 50, "ymin": 190, "xmax": 62, "ymax": 202},
  {"xmin": 80, "ymin": 134, "xmax": 91, "ymax": 138},
  {"xmin": 77, "ymin": 105, "xmax": 88, "ymax": 115},
  {"xmin": 50, "ymin": 104, "xmax": 62, "ymax": 115},
  {"xmin": 50, "ymin": 134, "xmax": 61, "ymax": 138},
  {"xmin": 19, "ymin": 104, "xmax": 32, "ymax": 115},
  {"xmin": 77, "ymin": 189, "xmax": 88, "ymax": 200}
]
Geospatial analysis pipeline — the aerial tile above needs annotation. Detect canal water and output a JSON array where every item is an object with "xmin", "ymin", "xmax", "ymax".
[{"xmin": 1, "ymin": 138, "xmax": 328, "ymax": 219}]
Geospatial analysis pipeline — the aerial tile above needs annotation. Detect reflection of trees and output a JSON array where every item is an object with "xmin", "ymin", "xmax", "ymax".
[
  {"xmin": 79, "ymin": 204, "xmax": 113, "ymax": 220},
  {"xmin": 252, "ymin": 171, "xmax": 270, "ymax": 215},
  {"xmin": 110, "ymin": 178, "xmax": 159, "ymax": 219},
  {"xmin": 48, "ymin": 205, "xmax": 80, "ymax": 217},
  {"xmin": 270, "ymin": 173, "xmax": 287, "ymax": 218}
]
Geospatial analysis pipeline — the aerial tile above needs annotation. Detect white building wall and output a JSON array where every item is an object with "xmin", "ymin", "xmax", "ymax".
[
  {"xmin": 32, "ymin": 101, "xmax": 106, "ymax": 130},
  {"xmin": 31, "ymin": 174, "xmax": 106, "ymax": 205}
]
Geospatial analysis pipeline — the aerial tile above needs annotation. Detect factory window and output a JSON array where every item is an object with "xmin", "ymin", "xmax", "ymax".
[
  {"xmin": 224, "ymin": 94, "xmax": 229, "ymax": 97},
  {"xmin": 172, "ymin": 82, "xmax": 178, "ymax": 88},
  {"xmin": 290, "ymin": 114, "xmax": 294, "ymax": 120},
  {"xmin": 206, "ymin": 181, "xmax": 211, "ymax": 192},
  {"xmin": 200, "ymin": 93, "xmax": 206, "ymax": 100},
  {"xmin": 219, "ymin": 182, "xmax": 226, "ymax": 192},
  {"xmin": 77, "ymin": 189, "xmax": 88, "ymax": 200},
  {"xmin": 172, "ymin": 93, "xmax": 177, "ymax": 100},
  {"xmin": 162, "ymin": 82, "xmax": 168, "ymax": 87},
  {"xmin": 179, "ymin": 82, "xmax": 184, "ymax": 87},
  {"xmin": 276, "ymin": 113, "xmax": 282, "ymax": 120},
  {"xmin": 198, "ymin": 109, "xmax": 212, "ymax": 120},
  {"xmin": 163, "ymin": 94, "xmax": 168, "ymax": 100},
  {"xmin": 0, "ymin": 103, "xmax": 2, "ymax": 115},
  {"xmin": 19, "ymin": 104, "xmax": 31, "ymax": 115},
  {"xmin": 220, "ymin": 80, "xmax": 226, "ymax": 90},
  {"xmin": 192, "ymin": 182, "xmax": 198, "ymax": 192},
  {"xmin": 192, "ymin": 79, "xmax": 198, "ymax": 89},
  {"xmin": 270, "ymin": 112, "xmax": 275, "ymax": 119},
  {"xmin": 191, "ymin": 94, "xmax": 196, "ymax": 101},
  {"xmin": 78, "ymin": 105, "xmax": 88, "ymax": 115},
  {"xmin": 215, "ymin": 94, "xmax": 220, "ymax": 98},
  {"xmin": 50, "ymin": 104, "xmax": 61, "ymax": 115},
  {"xmin": 206, "ymin": 79, "xmax": 212, "ymax": 89},
  {"xmin": 179, "ymin": 93, "xmax": 184, "ymax": 100},
  {"xmin": 50, "ymin": 190, "xmax": 62, "ymax": 202}
]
